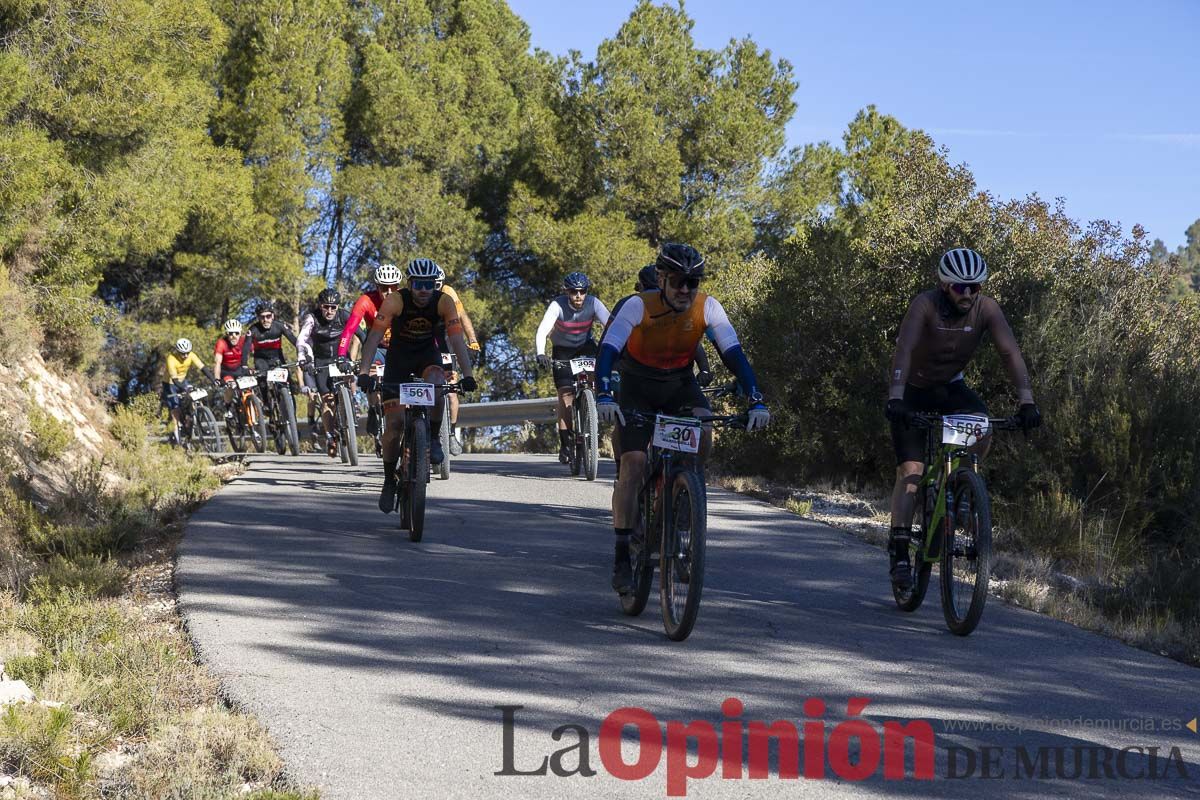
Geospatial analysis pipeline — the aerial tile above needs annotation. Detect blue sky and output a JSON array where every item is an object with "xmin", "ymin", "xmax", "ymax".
[{"xmin": 507, "ymin": 0, "xmax": 1199, "ymax": 250}]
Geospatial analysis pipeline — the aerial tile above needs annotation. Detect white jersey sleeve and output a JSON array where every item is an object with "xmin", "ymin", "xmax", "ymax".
[{"xmin": 535, "ymin": 302, "xmax": 563, "ymax": 356}]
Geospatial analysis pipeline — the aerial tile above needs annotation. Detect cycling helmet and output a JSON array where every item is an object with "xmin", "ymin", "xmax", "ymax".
[
  {"xmin": 656, "ymin": 243, "xmax": 705, "ymax": 277},
  {"xmin": 406, "ymin": 258, "xmax": 441, "ymax": 280},
  {"xmin": 563, "ymin": 271, "xmax": 591, "ymax": 291},
  {"xmin": 636, "ymin": 264, "xmax": 659, "ymax": 291},
  {"xmin": 433, "ymin": 263, "xmax": 447, "ymax": 282},
  {"xmin": 175, "ymin": 338, "xmax": 192, "ymax": 354},
  {"xmin": 938, "ymin": 248, "xmax": 988, "ymax": 284},
  {"xmin": 316, "ymin": 288, "xmax": 341, "ymax": 306},
  {"xmin": 374, "ymin": 263, "xmax": 401, "ymax": 286},
  {"xmin": 254, "ymin": 302, "xmax": 273, "ymax": 315},
  {"xmin": 222, "ymin": 319, "xmax": 242, "ymax": 335}
]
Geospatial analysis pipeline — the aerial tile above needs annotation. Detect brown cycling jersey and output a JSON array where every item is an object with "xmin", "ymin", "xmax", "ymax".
[{"xmin": 888, "ymin": 289, "xmax": 1033, "ymax": 404}]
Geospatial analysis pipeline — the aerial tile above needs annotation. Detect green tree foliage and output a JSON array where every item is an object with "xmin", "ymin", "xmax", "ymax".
[{"xmin": 1152, "ymin": 218, "xmax": 1200, "ymax": 296}]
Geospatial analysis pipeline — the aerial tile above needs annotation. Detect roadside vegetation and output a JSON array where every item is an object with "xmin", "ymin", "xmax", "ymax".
[{"xmin": 0, "ymin": 395, "xmax": 317, "ymax": 798}]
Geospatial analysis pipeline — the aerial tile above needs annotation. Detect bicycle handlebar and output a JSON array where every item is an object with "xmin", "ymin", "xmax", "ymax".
[{"xmin": 908, "ymin": 412, "xmax": 1022, "ymax": 432}]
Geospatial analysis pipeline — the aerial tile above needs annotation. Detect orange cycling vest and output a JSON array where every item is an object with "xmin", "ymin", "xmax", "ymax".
[{"xmin": 625, "ymin": 290, "xmax": 708, "ymax": 371}]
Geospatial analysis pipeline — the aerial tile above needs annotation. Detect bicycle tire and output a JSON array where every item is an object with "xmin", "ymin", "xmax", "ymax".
[
  {"xmin": 437, "ymin": 393, "xmax": 451, "ymax": 480},
  {"xmin": 338, "ymin": 384, "xmax": 359, "ymax": 467},
  {"xmin": 619, "ymin": 493, "xmax": 655, "ymax": 617},
  {"xmin": 941, "ymin": 469, "xmax": 992, "ymax": 636},
  {"xmin": 568, "ymin": 405, "xmax": 582, "ymax": 477},
  {"xmin": 580, "ymin": 389, "xmax": 599, "ymax": 481},
  {"xmin": 894, "ymin": 485, "xmax": 934, "ymax": 612},
  {"xmin": 196, "ymin": 405, "xmax": 223, "ymax": 454},
  {"xmin": 407, "ymin": 417, "xmax": 429, "ymax": 542},
  {"xmin": 246, "ymin": 394, "xmax": 267, "ymax": 453},
  {"xmin": 227, "ymin": 403, "xmax": 246, "ymax": 452},
  {"xmin": 660, "ymin": 469, "xmax": 707, "ymax": 641},
  {"xmin": 279, "ymin": 389, "xmax": 300, "ymax": 456}
]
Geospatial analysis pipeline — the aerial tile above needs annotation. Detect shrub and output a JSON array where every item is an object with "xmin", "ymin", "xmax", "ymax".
[{"xmin": 27, "ymin": 404, "xmax": 72, "ymax": 462}]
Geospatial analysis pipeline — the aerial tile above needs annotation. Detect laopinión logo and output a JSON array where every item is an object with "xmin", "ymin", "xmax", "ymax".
[
  {"xmin": 495, "ymin": 700, "xmax": 1193, "ymax": 796},
  {"xmin": 496, "ymin": 697, "xmax": 936, "ymax": 796}
]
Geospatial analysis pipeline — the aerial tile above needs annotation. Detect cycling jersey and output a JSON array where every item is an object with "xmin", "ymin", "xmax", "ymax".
[
  {"xmin": 241, "ymin": 319, "xmax": 296, "ymax": 366},
  {"xmin": 298, "ymin": 308, "xmax": 357, "ymax": 363},
  {"xmin": 214, "ymin": 334, "xmax": 245, "ymax": 371},
  {"xmin": 605, "ymin": 292, "xmax": 710, "ymax": 374},
  {"xmin": 889, "ymin": 289, "xmax": 1033, "ymax": 404},
  {"xmin": 165, "ymin": 352, "xmax": 205, "ymax": 382},
  {"xmin": 339, "ymin": 290, "xmax": 391, "ymax": 357},
  {"xmin": 536, "ymin": 295, "xmax": 610, "ymax": 354}
]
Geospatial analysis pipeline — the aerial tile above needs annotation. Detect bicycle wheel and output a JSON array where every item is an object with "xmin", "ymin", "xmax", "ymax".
[
  {"xmin": 941, "ymin": 469, "xmax": 992, "ymax": 635},
  {"xmin": 196, "ymin": 405, "xmax": 223, "ymax": 454},
  {"xmin": 279, "ymin": 389, "xmax": 300, "ymax": 456},
  {"xmin": 407, "ymin": 417, "xmax": 429, "ymax": 542},
  {"xmin": 226, "ymin": 401, "xmax": 246, "ymax": 452},
  {"xmin": 660, "ymin": 469, "xmax": 707, "ymax": 641},
  {"xmin": 893, "ymin": 485, "xmax": 934, "ymax": 612},
  {"xmin": 247, "ymin": 394, "xmax": 267, "ymax": 453},
  {"xmin": 619, "ymin": 490, "xmax": 655, "ymax": 617},
  {"xmin": 437, "ymin": 393, "xmax": 451, "ymax": 480},
  {"xmin": 580, "ymin": 389, "xmax": 599, "ymax": 481},
  {"xmin": 568, "ymin": 401, "xmax": 582, "ymax": 477},
  {"xmin": 338, "ymin": 385, "xmax": 358, "ymax": 467}
]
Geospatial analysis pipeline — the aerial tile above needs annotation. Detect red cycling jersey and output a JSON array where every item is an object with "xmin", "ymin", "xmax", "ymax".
[
  {"xmin": 214, "ymin": 334, "xmax": 246, "ymax": 370},
  {"xmin": 338, "ymin": 290, "xmax": 392, "ymax": 357}
]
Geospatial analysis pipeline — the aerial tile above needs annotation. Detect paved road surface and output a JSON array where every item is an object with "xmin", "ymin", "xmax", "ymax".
[{"xmin": 178, "ymin": 454, "xmax": 1200, "ymax": 799}]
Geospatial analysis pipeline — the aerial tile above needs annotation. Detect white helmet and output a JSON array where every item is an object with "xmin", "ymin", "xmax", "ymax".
[
  {"xmin": 938, "ymin": 248, "xmax": 988, "ymax": 284},
  {"xmin": 433, "ymin": 262, "xmax": 446, "ymax": 286},
  {"xmin": 406, "ymin": 258, "xmax": 441, "ymax": 280},
  {"xmin": 223, "ymin": 319, "xmax": 243, "ymax": 335},
  {"xmin": 175, "ymin": 338, "xmax": 192, "ymax": 354},
  {"xmin": 374, "ymin": 263, "xmax": 401, "ymax": 286}
]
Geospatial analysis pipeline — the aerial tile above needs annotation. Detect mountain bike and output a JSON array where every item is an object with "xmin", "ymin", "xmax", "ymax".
[
  {"xmin": 363, "ymin": 361, "xmax": 385, "ymax": 459},
  {"xmin": 177, "ymin": 383, "xmax": 224, "ymax": 454},
  {"xmin": 304, "ymin": 361, "xmax": 360, "ymax": 466},
  {"xmin": 552, "ymin": 356, "xmax": 600, "ymax": 481},
  {"xmin": 618, "ymin": 402, "xmax": 749, "ymax": 641},
  {"xmin": 381, "ymin": 378, "xmax": 463, "ymax": 542},
  {"xmin": 254, "ymin": 362, "xmax": 300, "ymax": 457},
  {"xmin": 224, "ymin": 373, "xmax": 268, "ymax": 453},
  {"xmin": 893, "ymin": 412, "xmax": 1020, "ymax": 636}
]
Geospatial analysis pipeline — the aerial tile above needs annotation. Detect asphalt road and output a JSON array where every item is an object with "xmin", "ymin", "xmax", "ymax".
[{"xmin": 178, "ymin": 453, "xmax": 1200, "ymax": 799}]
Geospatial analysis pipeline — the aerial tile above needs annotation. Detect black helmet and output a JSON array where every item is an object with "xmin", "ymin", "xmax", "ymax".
[
  {"xmin": 636, "ymin": 264, "xmax": 659, "ymax": 291},
  {"xmin": 254, "ymin": 301, "xmax": 274, "ymax": 315},
  {"xmin": 316, "ymin": 288, "xmax": 341, "ymax": 306},
  {"xmin": 656, "ymin": 243, "xmax": 705, "ymax": 277},
  {"xmin": 563, "ymin": 271, "xmax": 591, "ymax": 292}
]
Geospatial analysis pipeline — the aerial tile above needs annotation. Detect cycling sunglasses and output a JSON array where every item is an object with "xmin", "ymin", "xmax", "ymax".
[
  {"xmin": 319, "ymin": 303, "xmax": 338, "ymax": 311},
  {"xmin": 951, "ymin": 282, "xmax": 981, "ymax": 295},
  {"xmin": 567, "ymin": 288, "xmax": 587, "ymax": 296},
  {"xmin": 410, "ymin": 279, "xmax": 437, "ymax": 291},
  {"xmin": 666, "ymin": 274, "xmax": 701, "ymax": 291}
]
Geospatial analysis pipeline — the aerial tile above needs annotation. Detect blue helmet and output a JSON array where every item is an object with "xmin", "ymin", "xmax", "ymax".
[{"xmin": 563, "ymin": 271, "xmax": 591, "ymax": 292}]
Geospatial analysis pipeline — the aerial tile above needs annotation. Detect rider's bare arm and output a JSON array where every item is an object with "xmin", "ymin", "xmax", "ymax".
[{"xmin": 360, "ymin": 293, "xmax": 405, "ymax": 370}]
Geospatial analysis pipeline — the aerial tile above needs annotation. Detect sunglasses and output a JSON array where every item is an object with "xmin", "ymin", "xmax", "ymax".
[
  {"xmin": 320, "ymin": 304, "xmax": 338, "ymax": 311},
  {"xmin": 379, "ymin": 284, "xmax": 399, "ymax": 293},
  {"xmin": 258, "ymin": 312, "xmax": 274, "ymax": 317},
  {"xmin": 567, "ymin": 288, "xmax": 587, "ymax": 296},
  {"xmin": 410, "ymin": 279, "xmax": 437, "ymax": 291},
  {"xmin": 666, "ymin": 274, "xmax": 701, "ymax": 291},
  {"xmin": 951, "ymin": 282, "xmax": 981, "ymax": 295}
]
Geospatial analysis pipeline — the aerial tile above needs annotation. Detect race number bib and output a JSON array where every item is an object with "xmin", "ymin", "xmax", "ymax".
[
  {"xmin": 653, "ymin": 414, "xmax": 701, "ymax": 453},
  {"xmin": 369, "ymin": 363, "xmax": 384, "ymax": 377},
  {"xmin": 236, "ymin": 376, "xmax": 258, "ymax": 390},
  {"xmin": 399, "ymin": 383, "xmax": 436, "ymax": 406},
  {"xmin": 327, "ymin": 362, "xmax": 344, "ymax": 378},
  {"xmin": 441, "ymin": 353, "xmax": 454, "ymax": 366},
  {"xmin": 942, "ymin": 414, "xmax": 990, "ymax": 447},
  {"xmin": 267, "ymin": 367, "xmax": 289, "ymax": 383},
  {"xmin": 570, "ymin": 357, "xmax": 596, "ymax": 375},
  {"xmin": 188, "ymin": 389, "xmax": 207, "ymax": 402}
]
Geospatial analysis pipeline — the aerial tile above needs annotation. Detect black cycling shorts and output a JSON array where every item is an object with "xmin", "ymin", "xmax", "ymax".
[
  {"xmin": 308, "ymin": 360, "xmax": 341, "ymax": 396},
  {"xmin": 891, "ymin": 381, "xmax": 988, "ymax": 465},
  {"xmin": 552, "ymin": 341, "xmax": 598, "ymax": 390},
  {"xmin": 381, "ymin": 344, "xmax": 444, "ymax": 407},
  {"xmin": 617, "ymin": 369, "xmax": 709, "ymax": 454}
]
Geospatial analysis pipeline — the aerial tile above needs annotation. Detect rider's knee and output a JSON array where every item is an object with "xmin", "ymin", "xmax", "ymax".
[{"xmin": 896, "ymin": 461, "xmax": 923, "ymax": 482}]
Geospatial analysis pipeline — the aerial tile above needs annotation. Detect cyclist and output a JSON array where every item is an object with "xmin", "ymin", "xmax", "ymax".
[
  {"xmin": 358, "ymin": 258, "xmax": 478, "ymax": 514},
  {"xmin": 212, "ymin": 319, "xmax": 249, "ymax": 413},
  {"xmin": 241, "ymin": 301, "xmax": 298, "ymax": 375},
  {"xmin": 297, "ymin": 288, "xmax": 362, "ymax": 457},
  {"xmin": 603, "ymin": 264, "xmax": 712, "ymax": 474},
  {"xmin": 432, "ymin": 263, "xmax": 480, "ymax": 456},
  {"xmin": 339, "ymin": 264, "xmax": 401, "ymax": 439},
  {"xmin": 535, "ymin": 272, "xmax": 610, "ymax": 463},
  {"xmin": 162, "ymin": 338, "xmax": 215, "ymax": 443},
  {"xmin": 883, "ymin": 247, "xmax": 1042, "ymax": 591},
  {"xmin": 596, "ymin": 243, "xmax": 770, "ymax": 593}
]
